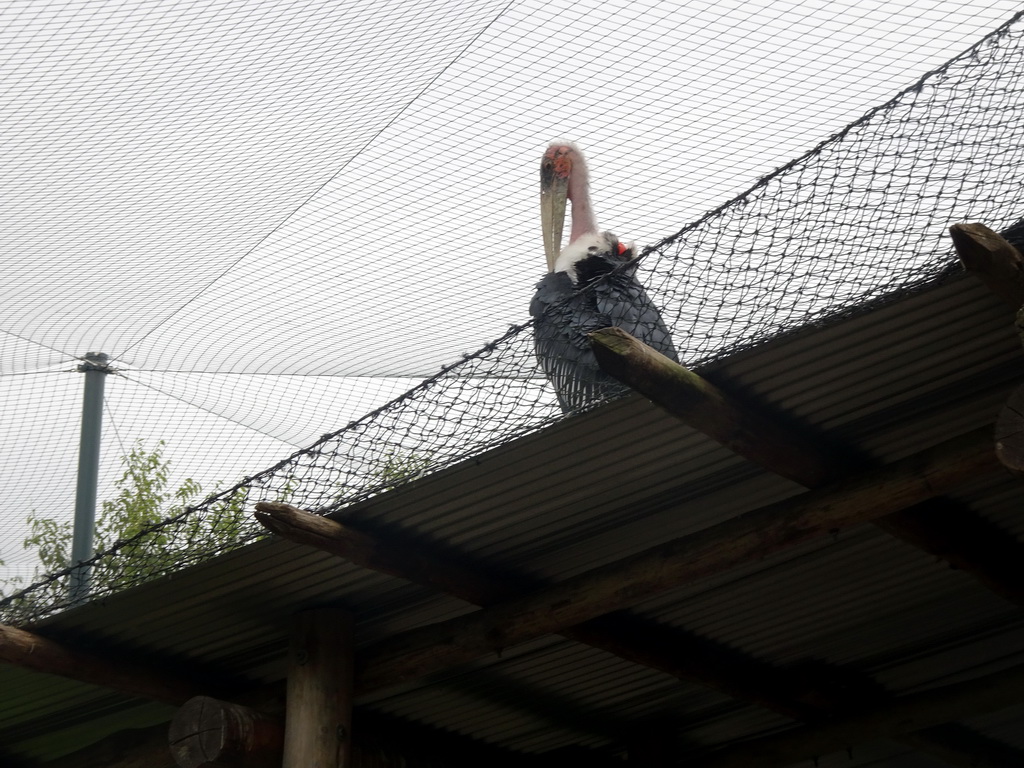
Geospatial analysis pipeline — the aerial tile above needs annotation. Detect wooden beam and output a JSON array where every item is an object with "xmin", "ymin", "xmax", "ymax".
[
  {"xmin": 561, "ymin": 615, "xmax": 819, "ymax": 720},
  {"xmin": 949, "ymin": 222, "xmax": 1024, "ymax": 309},
  {"xmin": 690, "ymin": 662, "xmax": 1024, "ymax": 768},
  {"xmin": 354, "ymin": 426, "xmax": 997, "ymax": 693},
  {"xmin": 0, "ymin": 622, "xmax": 199, "ymax": 705},
  {"xmin": 587, "ymin": 327, "xmax": 838, "ymax": 487},
  {"xmin": 283, "ymin": 608, "xmax": 353, "ymax": 768},
  {"xmin": 590, "ymin": 327, "xmax": 1024, "ymax": 607},
  {"xmin": 254, "ymin": 502, "xmax": 520, "ymax": 605}
]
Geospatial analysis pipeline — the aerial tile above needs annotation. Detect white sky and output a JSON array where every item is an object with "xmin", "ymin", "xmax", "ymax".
[{"xmin": 1, "ymin": 0, "xmax": 1022, "ymax": 580}]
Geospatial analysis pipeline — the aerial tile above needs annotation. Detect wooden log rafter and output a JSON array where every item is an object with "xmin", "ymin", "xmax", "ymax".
[
  {"xmin": 253, "ymin": 503, "xmax": 520, "ymax": 608},
  {"xmin": 0, "ymin": 622, "xmax": 203, "ymax": 706},
  {"xmin": 589, "ymin": 326, "xmax": 1024, "ymax": 607},
  {"xmin": 258, "ymin": 425, "xmax": 997, "ymax": 694}
]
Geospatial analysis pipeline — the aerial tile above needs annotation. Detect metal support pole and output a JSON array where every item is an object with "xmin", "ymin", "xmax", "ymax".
[{"xmin": 70, "ymin": 352, "xmax": 110, "ymax": 604}]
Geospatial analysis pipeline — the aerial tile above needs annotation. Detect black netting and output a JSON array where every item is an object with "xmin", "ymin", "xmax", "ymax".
[{"xmin": 4, "ymin": 11, "xmax": 1024, "ymax": 624}]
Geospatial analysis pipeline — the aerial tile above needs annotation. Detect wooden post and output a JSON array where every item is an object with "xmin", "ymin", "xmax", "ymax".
[{"xmin": 283, "ymin": 608, "xmax": 354, "ymax": 768}]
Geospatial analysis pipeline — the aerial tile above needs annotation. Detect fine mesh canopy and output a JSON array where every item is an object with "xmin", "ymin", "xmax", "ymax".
[{"xmin": 2, "ymin": 0, "xmax": 1023, "ymax": 615}]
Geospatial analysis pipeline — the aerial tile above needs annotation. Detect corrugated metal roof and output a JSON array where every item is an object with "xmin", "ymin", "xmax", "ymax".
[{"xmin": 2, "ymin": 270, "xmax": 1022, "ymax": 765}]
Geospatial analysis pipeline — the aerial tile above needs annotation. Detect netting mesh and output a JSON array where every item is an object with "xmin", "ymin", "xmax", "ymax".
[{"xmin": 4, "ymin": 11, "xmax": 1024, "ymax": 624}]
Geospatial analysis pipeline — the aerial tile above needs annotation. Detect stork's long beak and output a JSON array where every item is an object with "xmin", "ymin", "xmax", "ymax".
[{"xmin": 540, "ymin": 148, "xmax": 570, "ymax": 272}]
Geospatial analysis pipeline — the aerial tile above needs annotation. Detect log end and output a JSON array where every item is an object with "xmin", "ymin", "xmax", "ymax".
[
  {"xmin": 253, "ymin": 500, "xmax": 298, "ymax": 515},
  {"xmin": 588, "ymin": 326, "xmax": 644, "ymax": 371},
  {"xmin": 252, "ymin": 501, "xmax": 311, "ymax": 536},
  {"xmin": 169, "ymin": 696, "xmax": 284, "ymax": 768},
  {"xmin": 588, "ymin": 326, "xmax": 698, "ymax": 394},
  {"xmin": 949, "ymin": 222, "xmax": 1004, "ymax": 264}
]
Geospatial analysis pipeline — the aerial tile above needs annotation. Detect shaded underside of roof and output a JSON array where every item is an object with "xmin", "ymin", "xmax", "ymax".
[{"xmin": 1, "ymin": 269, "xmax": 1021, "ymax": 765}]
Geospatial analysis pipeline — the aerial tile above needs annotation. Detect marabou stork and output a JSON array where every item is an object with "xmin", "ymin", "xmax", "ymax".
[{"xmin": 530, "ymin": 142, "xmax": 678, "ymax": 412}]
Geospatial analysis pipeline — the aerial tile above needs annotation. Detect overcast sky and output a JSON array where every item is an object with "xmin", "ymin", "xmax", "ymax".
[{"xmin": 2, "ymin": 0, "xmax": 1021, "ymax": 580}]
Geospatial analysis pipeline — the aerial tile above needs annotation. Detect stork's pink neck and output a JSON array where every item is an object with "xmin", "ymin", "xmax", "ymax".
[{"xmin": 566, "ymin": 153, "xmax": 599, "ymax": 244}]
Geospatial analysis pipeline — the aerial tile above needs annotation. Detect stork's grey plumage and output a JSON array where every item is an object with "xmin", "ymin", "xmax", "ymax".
[{"xmin": 531, "ymin": 143, "xmax": 678, "ymax": 412}]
